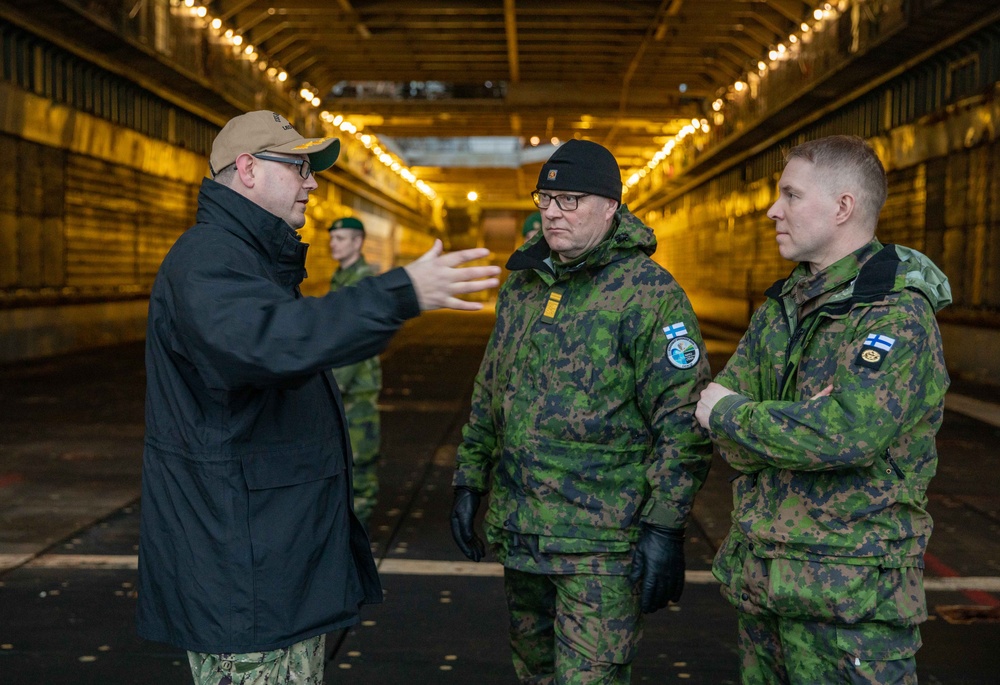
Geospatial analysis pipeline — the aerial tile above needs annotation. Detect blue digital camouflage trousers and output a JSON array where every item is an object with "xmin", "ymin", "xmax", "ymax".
[
  {"xmin": 187, "ymin": 635, "xmax": 325, "ymax": 684},
  {"xmin": 737, "ymin": 611, "xmax": 919, "ymax": 684},
  {"xmin": 504, "ymin": 568, "xmax": 643, "ymax": 684}
]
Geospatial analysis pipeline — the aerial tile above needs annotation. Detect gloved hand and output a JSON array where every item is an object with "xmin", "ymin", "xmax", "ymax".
[
  {"xmin": 628, "ymin": 523, "xmax": 685, "ymax": 613},
  {"xmin": 450, "ymin": 487, "xmax": 486, "ymax": 562}
]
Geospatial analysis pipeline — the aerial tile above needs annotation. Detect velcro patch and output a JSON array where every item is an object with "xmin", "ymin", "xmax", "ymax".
[
  {"xmin": 855, "ymin": 333, "xmax": 895, "ymax": 370},
  {"xmin": 662, "ymin": 321, "xmax": 689, "ymax": 340},
  {"xmin": 540, "ymin": 287, "xmax": 565, "ymax": 324}
]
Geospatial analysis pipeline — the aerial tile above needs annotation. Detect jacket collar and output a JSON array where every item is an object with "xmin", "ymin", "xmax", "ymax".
[
  {"xmin": 505, "ymin": 205, "xmax": 656, "ymax": 276},
  {"xmin": 195, "ymin": 178, "xmax": 309, "ymax": 287},
  {"xmin": 778, "ymin": 240, "xmax": 882, "ymax": 310}
]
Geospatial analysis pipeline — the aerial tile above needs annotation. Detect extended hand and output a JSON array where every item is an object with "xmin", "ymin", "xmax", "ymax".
[
  {"xmin": 628, "ymin": 524, "xmax": 685, "ymax": 613},
  {"xmin": 403, "ymin": 240, "xmax": 501, "ymax": 311},
  {"xmin": 450, "ymin": 487, "xmax": 486, "ymax": 561}
]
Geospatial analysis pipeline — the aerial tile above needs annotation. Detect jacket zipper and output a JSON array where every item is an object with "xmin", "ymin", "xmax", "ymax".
[{"xmin": 885, "ymin": 450, "xmax": 905, "ymax": 479}]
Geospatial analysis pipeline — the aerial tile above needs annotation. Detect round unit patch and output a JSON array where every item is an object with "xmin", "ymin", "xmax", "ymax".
[
  {"xmin": 667, "ymin": 336, "xmax": 700, "ymax": 369},
  {"xmin": 861, "ymin": 349, "xmax": 882, "ymax": 363}
]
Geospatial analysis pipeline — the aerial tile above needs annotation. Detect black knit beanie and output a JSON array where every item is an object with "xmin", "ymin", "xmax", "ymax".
[{"xmin": 536, "ymin": 139, "xmax": 622, "ymax": 203}]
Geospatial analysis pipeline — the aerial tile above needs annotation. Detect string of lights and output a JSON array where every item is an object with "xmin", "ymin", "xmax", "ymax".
[
  {"xmin": 176, "ymin": 0, "xmax": 436, "ymax": 202},
  {"xmin": 623, "ymin": 1, "xmax": 844, "ymax": 196}
]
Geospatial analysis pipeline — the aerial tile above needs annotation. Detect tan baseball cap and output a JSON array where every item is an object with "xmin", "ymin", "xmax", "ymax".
[{"xmin": 209, "ymin": 110, "xmax": 341, "ymax": 177}]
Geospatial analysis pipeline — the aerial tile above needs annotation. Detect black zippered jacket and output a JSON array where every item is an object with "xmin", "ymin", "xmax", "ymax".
[{"xmin": 137, "ymin": 178, "xmax": 419, "ymax": 652}]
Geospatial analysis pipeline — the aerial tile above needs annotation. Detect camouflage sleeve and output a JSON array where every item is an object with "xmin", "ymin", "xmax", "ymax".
[
  {"xmin": 452, "ymin": 298, "xmax": 505, "ymax": 493},
  {"xmin": 331, "ymin": 360, "xmax": 361, "ymax": 391},
  {"xmin": 633, "ymin": 288, "xmax": 713, "ymax": 529},
  {"xmin": 709, "ymin": 295, "xmax": 946, "ymax": 473},
  {"xmin": 333, "ymin": 356, "xmax": 380, "ymax": 396},
  {"xmin": 712, "ymin": 316, "xmax": 762, "ymax": 398}
]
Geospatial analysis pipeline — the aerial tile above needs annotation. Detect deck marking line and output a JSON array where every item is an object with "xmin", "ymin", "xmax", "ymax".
[
  {"xmin": 9, "ymin": 554, "xmax": 1000, "ymax": 598},
  {"xmin": 945, "ymin": 393, "xmax": 1000, "ymax": 428},
  {"xmin": 924, "ymin": 551, "xmax": 1000, "ymax": 607}
]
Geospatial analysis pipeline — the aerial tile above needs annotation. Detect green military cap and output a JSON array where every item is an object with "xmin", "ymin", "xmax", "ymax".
[
  {"xmin": 329, "ymin": 216, "xmax": 365, "ymax": 233},
  {"xmin": 522, "ymin": 211, "xmax": 541, "ymax": 237}
]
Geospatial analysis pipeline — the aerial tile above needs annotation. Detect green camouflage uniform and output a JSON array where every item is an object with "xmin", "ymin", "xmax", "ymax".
[
  {"xmin": 188, "ymin": 634, "xmax": 324, "ymax": 684},
  {"xmin": 454, "ymin": 208, "xmax": 712, "ymax": 683},
  {"xmin": 330, "ymin": 256, "xmax": 382, "ymax": 525},
  {"xmin": 709, "ymin": 241, "xmax": 951, "ymax": 684}
]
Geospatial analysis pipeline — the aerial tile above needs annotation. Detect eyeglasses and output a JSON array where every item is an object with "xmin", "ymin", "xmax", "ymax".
[
  {"xmin": 252, "ymin": 153, "xmax": 313, "ymax": 179},
  {"xmin": 532, "ymin": 191, "xmax": 590, "ymax": 211}
]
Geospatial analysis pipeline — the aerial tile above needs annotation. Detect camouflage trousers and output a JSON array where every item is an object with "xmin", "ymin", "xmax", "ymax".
[
  {"xmin": 345, "ymin": 396, "xmax": 380, "ymax": 525},
  {"xmin": 504, "ymin": 568, "xmax": 643, "ymax": 684},
  {"xmin": 187, "ymin": 635, "xmax": 325, "ymax": 685},
  {"xmin": 737, "ymin": 611, "xmax": 919, "ymax": 684}
]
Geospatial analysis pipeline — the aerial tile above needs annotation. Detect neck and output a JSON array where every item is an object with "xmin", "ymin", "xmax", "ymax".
[
  {"xmin": 339, "ymin": 253, "xmax": 360, "ymax": 269},
  {"xmin": 808, "ymin": 229, "xmax": 874, "ymax": 274}
]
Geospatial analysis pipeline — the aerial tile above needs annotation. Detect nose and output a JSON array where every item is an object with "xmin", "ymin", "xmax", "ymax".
[
  {"xmin": 541, "ymin": 201, "xmax": 562, "ymax": 220},
  {"xmin": 766, "ymin": 200, "xmax": 782, "ymax": 222},
  {"xmin": 303, "ymin": 172, "xmax": 318, "ymax": 191}
]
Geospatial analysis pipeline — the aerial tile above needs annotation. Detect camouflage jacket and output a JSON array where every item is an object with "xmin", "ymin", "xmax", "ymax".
[
  {"xmin": 454, "ymin": 207, "xmax": 712, "ymax": 556},
  {"xmin": 711, "ymin": 241, "xmax": 951, "ymax": 576},
  {"xmin": 330, "ymin": 257, "xmax": 382, "ymax": 403}
]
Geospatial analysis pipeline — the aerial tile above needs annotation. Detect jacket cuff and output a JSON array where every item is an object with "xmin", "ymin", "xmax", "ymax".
[
  {"xmin": 640, "ymin": 498, "xmax": 686, "ymax": 529},
  {"xmin": 452, "ymin": 469, "xmax": 489, "ymax": 493},
  {"xmin": 378, "ymin": 267, "xmax": 421, "ymax": 321},
  {"xmin": 710, "ymin": 393, "xmax": 751, "ymax": 437}
]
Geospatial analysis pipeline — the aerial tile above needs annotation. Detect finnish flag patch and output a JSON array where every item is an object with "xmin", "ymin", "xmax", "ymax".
[
  {"xmin": 662, "ymin": 322, "xmax": 689, "ymax": 340},
  {"xmin": 855, "ymin": 333, "xmax": 896, "ymax": 370},
  {"xmin": 864, "ymin": 334, "xmax": 896, "ymax": 351}
]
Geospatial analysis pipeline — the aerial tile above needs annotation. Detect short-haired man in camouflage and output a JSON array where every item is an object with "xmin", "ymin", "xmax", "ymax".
[
  {"xmin": 328, "ymin": 216, "xmax": 382, "ymax": 526},
  {"xmin": 451, "ymin": 139, "xmax": 713, "ymax": 684},
  {"xmin": 696, "ymin": 135, "xmax": 952, "ymax": 684}
]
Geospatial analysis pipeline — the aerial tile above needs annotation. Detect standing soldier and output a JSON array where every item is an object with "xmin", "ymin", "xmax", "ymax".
[
  {"xmin": 522, "ymin": 210, "xmax": 542, "ymax": 242},
  {"xmin": 696, "ymin": 135, "xmax": 951, "ymax": 684},
  {"xmin": 328, "ymin": 216, "xmax": 381, "ymax": 526},
  {"xmin": 450, "ymin": 139, "xmax": 713, "ymax": 683}
]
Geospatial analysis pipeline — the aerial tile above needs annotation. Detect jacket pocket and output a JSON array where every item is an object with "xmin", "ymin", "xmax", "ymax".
[
  {"xmin": 240, "ymin": 447, "xmax": 343, "ymax": 490},
  {"xmin": 766, "ymin": 559, "xmax": 878, "ymax": 623},
  {"xmin": 493, "ymin": 438, "xmax": 647, "ymax": 538},
  {"xmin": 872, "ymin": 566, "xmax": 927, "ymax": 624},
  {"xmin": 712, "ymin": 533, "xmax": 748, "ymax": 605},
  {"xmin": 835, "ymin": 622, "xmax": 921, "ymax": 661}
]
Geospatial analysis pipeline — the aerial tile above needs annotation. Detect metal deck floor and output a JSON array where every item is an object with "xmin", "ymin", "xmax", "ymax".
[{"xmin": 1, "ymin": 310, "xmax": 998, "ymax": 684}]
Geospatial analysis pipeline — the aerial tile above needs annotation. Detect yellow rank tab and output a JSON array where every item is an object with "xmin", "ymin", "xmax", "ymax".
[{"xmin": 540, "ymin": 287, "xmax": 565, "ymax": 324}]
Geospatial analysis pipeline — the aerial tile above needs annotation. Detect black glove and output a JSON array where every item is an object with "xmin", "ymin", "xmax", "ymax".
[
  {"xmin": 627, "ymin": 523, "xmax": 685, "ymax": 613},
  {"xmin": 450, "ymin": 487, "xmax": 486, "ymax": 562}
]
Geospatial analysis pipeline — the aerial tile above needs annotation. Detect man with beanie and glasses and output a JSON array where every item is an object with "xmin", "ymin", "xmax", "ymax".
[
  {"xmin": 451, "ymin": 139, "xmax": 713, "ymax": 683},
  {"xmin": 137, "ymin": 110, "xmax": 500, "ymax": 684}
]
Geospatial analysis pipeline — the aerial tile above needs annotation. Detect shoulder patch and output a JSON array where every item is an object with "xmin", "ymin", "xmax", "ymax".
[
  {"xmin": 855, "ymin": 333, "xmax": 895, "ymax": 370},
  {"xmin": 667, "ymin": 336, "xmax": 700, "ymax": 369},
  {"xmin": 662, "ymin": 322, "xmax": 689, "ymax": 340}
]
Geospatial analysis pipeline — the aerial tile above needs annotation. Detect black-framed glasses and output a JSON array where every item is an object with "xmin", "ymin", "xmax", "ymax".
[
  {"xmin": 532, "ymin": 191, "xmax": 590, "ymax": 211},
  {"xmin": 252, "ymin": 153, "xmax": 312, "ymax": 179}
]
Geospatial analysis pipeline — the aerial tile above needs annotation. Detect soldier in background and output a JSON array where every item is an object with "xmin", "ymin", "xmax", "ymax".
[
  {"xmin": 522, "ymin": 210, "xmax": 542, "ymax": 242},
  {"xmin": 696, "ymin": 135, "xmax": 951, "ymax": 684},
  {"xmin": 450, "ymin": 139, "xmax": 713, "ymax": 683},
  {"xmin": 328, "ymin": 217, "xmax": 381, "ymax": 526}
]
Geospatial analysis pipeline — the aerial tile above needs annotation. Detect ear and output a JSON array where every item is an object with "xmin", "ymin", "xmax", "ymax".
[
  {"xmin": 604, "ymin": 198, "xmax": 619, "ymax": 222},
  {"xmin": 234, "ymin": 153, "xmax": 257, "ymax": 188},
  {"xmin": 834, "ymin": 192, "xmax": 856, "ymax": 225}
]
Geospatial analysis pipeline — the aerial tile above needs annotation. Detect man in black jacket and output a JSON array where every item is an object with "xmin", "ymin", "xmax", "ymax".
[{"xmin": 136, "ymin": 110, "xmax": 499, "ymax": 684}]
